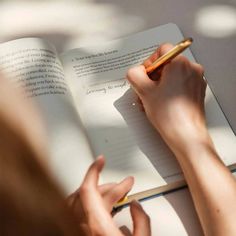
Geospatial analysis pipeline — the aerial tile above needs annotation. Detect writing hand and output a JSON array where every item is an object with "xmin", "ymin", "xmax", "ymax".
[
  {"xmin": 126, "ymin": 44, "xmax": 236, "ymax": 236},
  {"xmin": 126, "ymin": 44, "xmax": 207, "ymax": 152}
]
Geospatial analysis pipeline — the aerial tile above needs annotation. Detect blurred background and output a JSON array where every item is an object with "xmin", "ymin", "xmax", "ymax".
[{"xmin": 0, "ymin": 0, "xmax": 235, "ymax": 126}]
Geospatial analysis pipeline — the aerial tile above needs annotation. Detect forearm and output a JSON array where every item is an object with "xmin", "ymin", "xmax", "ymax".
[{"xmin": 167, "ymin": 132, "xmax": 236, "ymax": 236}]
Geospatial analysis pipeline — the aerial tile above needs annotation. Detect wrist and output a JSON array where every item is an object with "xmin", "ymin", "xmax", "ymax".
[
  {"xmin": 156, "ymin": 121, "xmax": 214, "ymax": 161},
  {"xmin": 172, "ymin": 131, "xmax": 215, "ymax": 163}
]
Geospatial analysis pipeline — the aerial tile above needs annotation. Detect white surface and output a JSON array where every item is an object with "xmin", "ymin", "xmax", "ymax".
[{"xmin": 114, "ymin": 188, "xmax": 203, "ymax": 236}]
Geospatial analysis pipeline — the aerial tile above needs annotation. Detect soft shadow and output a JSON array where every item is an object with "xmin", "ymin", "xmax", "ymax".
[
  {"xmin": 113, "ymin": 88, "xmax": 182, "ymax": 182},
  {"xmin": 119, "ymin": 226, "xmax": 132, "ymax": 236},
  {"xmin": 205, "ymin": 86, "xmax": 231, "ymax": 129},
  {"xmin": 164, "ymin": 188, "xmax": 204, "ymax": 236}
]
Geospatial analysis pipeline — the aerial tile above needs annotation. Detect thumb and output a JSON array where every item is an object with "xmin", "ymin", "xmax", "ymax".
[
  {"xmin": 126, "ymin": 65, "xmax": 153, "ymax": 97},
  {"xmin": 130, "ymin": 200, "xmax": 151, "ymax": 236}
]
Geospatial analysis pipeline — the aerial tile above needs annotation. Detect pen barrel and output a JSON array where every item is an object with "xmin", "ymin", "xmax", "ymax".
[{"xmin": 146, "ymin": 38, "xmax": 193, "ymax": 75}]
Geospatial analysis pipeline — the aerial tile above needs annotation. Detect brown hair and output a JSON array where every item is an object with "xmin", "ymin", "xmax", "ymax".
[{"xmin": 0, "ymin": 78, "xmax": 79, "ymax": 236}]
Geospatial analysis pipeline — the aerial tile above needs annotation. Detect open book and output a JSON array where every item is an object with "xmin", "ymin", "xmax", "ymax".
[{"xmin": 1, "ymin": 23, "xmax": 235, "ymax": 203}]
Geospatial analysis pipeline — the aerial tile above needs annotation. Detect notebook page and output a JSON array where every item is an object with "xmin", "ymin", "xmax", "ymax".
[
  {"xmin": 62, "ymin": 23, "xmax": 236, "ymax": 194},
  {"xmin": 83, "ymin": 83, "xmax": 184, "ymax": 194}
]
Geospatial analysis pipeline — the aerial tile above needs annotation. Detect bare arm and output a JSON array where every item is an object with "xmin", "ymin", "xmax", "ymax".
[{"xmin": 126, "ymin": 44, "xmax": 236, "ymax": 236}]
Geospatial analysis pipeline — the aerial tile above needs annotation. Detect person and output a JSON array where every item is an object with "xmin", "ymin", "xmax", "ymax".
[{"xmin": 0, "ymin": 43, "xmax": 236, "ymax": 236}]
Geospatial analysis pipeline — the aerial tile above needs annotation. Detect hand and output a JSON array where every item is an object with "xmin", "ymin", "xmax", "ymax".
[
  {"xmin": 126, "ymin": 44, "xmax": 208, "ymax": 151},
  {"xmin": 67, "ymin": 156, "xmax": 151, "ymax": 236},
  {"xmin": 127, "ymin": 45, "xmax": 236, "ymax": 236}
]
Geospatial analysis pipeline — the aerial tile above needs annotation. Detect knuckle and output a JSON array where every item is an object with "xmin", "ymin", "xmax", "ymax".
[
  {"xmin": 193, "ymin": 63, "xmax": 204, "ymax": 76},
  {"xmin": 172, "ymin": 55, "xmax": 190, "ymax": 70},
  {"xmin": 159, "ymin": 43, "xmax": 174, "ymax": 55},
  {"xmin": 179, "ymin": 55, "xmax": 190, "ymax": 66}
]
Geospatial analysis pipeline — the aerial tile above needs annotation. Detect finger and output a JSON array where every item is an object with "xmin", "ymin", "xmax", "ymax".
[
  {"xmin": 130, "ymin": 200, "xmax": 151, "ymax": 236},
  {"xmin": 127, "ymin": 44, "xmax": 174, "ymax": 93},
  {"xmin": 142, "ymin": 49, "xmax": 159, "ymax": 68},
  {"xmin": 79, "ymin": 155, "xmax": 105, "ymax": 210},
  {"xmin": 147, "ymin": 43, "xmax": 178, "ymax": 80},
  {"xmin": 143, "ymin": 43, "xmax": 174, "ymax": 68},
  {"xmin": 79, "ymin": 156, "xmax": 111, "ymax": 215},
  {"xmin": 191, "ymin": 62, "xmax": 204, "ymax": 77},
  {"xmin": 77, "ymin": 157, "xmax": 125, "ymax": 235},
  {"xmin": 103, "ymin": 176, "xmax": 134, "ymax": 210},
  {"xmin": 99, "ymin": 183, "xmax": 117, "ymax": 195},
  {"xmin": 81, "ymin": 155, "xmax": 105, "ymax": 188},
  {"xmin": 126, "ymin": 65, "xmax": 154, "ymax": 96},
  {"xmin": 136, "ymin": 96, "xmax": 145, "ymax": 112},
  {"xmin": 157, "ymin": 43, "xmax": 174, "ymax": 57},
  {"xmin": 191, "ymin": 62, "xmax": 206, "ymax": 107}
]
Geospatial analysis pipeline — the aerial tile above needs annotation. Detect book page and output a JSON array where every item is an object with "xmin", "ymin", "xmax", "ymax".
[
  {"xmin": 62, "ymin": 23, "xmax": 236, "ymax": 194},
  {"xmin": 0, "ymin": 38, "xmax": 94, "ymax": 193}
]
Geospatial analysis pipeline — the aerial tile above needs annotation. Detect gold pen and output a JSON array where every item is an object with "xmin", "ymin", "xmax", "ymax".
[
  {"xmin": 114, "ymin": 179, "xmax": 187, "ymax": 209},
  {"xmin": 146, "ymin": 37, "xmax": 193, "ymax": 75}
]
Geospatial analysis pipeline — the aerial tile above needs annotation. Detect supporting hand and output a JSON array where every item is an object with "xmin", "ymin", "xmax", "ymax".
[{"xmin": 67, "ymin": 156, "xmax": 151, "ymax": 236}]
